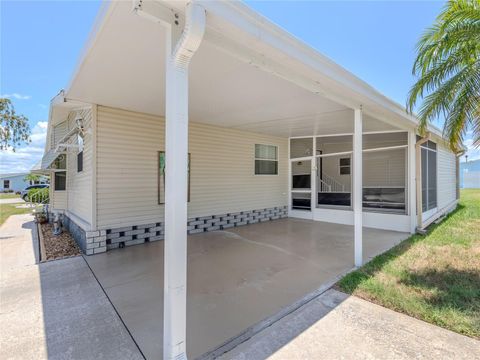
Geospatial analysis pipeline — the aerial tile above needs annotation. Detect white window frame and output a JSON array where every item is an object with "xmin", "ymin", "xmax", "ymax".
[
  {"xmin": 420, "ymin": 140, "xmax": 438, "ymax": 216},
  {"xmin": 254, "ymin": 144, "xmax": 279, "ymax": 176}
]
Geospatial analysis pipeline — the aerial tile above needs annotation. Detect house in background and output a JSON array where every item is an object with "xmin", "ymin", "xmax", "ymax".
[
  {"xmin": 0, "ymin": 172, "xmax": 48, "ymax": 193},
  {"xmin": 460, "ymin": 159, "xmax": 480, "ymax": 188},
  {"xmin": 36, "ymin": 1, "xmax": 462, "ymax": 359}
]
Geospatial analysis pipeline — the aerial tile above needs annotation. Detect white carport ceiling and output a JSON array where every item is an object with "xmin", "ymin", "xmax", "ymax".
[{"xmin": 66, "ymin": 1, "xmax": 399, "ymax": 138}]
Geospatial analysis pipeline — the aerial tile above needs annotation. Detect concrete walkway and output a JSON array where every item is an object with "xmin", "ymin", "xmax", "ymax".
[
  {"xmin": 0, "ymin": 197, "xmax": 24, "ymax": 204},
  {"xmin": 0, "ymin": 214, "xmax": 143, "ymax": 360},
  {"xmin": 220, "ymin": 289, "xmax": 480, "ymax": 360}
]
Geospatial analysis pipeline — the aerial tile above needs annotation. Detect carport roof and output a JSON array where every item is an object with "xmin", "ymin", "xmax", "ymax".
[{"xmin": 54, "ymin": 0, "xmax": 443, "ymax": 138}]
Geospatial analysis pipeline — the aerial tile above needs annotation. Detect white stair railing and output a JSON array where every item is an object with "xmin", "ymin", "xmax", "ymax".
[
  {"xmin": 318, "ymin": 172, "xmax": 346, "ymax": 192},
  {"xmin": 318, "ymin": 178, "xmax": 331, "ymax": 192}
]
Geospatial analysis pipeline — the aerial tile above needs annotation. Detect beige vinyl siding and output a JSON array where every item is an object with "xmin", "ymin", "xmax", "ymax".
[
  {"xmin": 65, "ymin": 109, "xmax": 93, "ymax": 225},
  {"xmin": 96, "ymin": 106, "xmax": 288, "ymax": 229},
  {"xmin": 437, "ymin": 143, "xmax": 456, "ymax": 210},
  {"xmin": 51, "ymin": 172, "xmax": 67, "ymax": 210},
  {"xmin": 52, "ymin": 191, "xmax": 67, "ymax": 210}
]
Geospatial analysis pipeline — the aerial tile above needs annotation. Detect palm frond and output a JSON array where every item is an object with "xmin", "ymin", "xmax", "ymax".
[{"xmin": 407, "ymin": 0, "xmax": 480, "ymax": 150}]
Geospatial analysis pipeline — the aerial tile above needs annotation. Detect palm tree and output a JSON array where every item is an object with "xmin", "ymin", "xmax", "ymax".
[
  {"xmin": 24, "ymin": 173, "xmax": 40, "ymax": 185},
  {"xmin": 407, "ymin": 0, "xmax": 480, "ymax": 151}
]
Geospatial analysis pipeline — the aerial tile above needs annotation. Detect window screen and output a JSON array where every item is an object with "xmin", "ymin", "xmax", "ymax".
[
  {"xmin": 316, "ymin": 135, "xmax": 352, "ymax": 155},
  {"xmin": 255, "ymin": 144, "xmax": 278, "ymax": 175},
  {"xmin": 363, "ymin": 132, "xmax": 407, "ymax": 150},
  {"xmin": 421, "ymin": 143, "xmax": 437, "ymax": 212},
  {"xmin": 290, "ymin": 138, "xmax": 313, "ymax": 158},
  {"xmin": 54, "ymin": 172, "xmax": 66, "ymax": 191},
  {"xmin": 3, "ymin": 180, "xmax": 10, "ymax": 189}
]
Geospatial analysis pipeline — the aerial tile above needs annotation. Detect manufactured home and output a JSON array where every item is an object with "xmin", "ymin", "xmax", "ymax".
[
  {"xmin": 0, "ymin": 172, "xmax": 48, "ymax": 193},
  {"xmin": 37, "ymin": 1, "xmax": 461, "ymax": 359}
]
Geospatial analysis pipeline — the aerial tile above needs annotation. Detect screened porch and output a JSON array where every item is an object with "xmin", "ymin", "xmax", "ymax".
[{"xmin": 289, "ymin": 129, "xmax": 412, "ymax": 231}]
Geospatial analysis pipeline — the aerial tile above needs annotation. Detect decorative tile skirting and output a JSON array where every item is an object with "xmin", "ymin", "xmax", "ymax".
[
  {"xmin": 104, "ymin": 206, "xmax": 288, "ymax": 252},
  {"xmin": 61, "ymin": 206, "xmax": 287, "ymax": 254}
]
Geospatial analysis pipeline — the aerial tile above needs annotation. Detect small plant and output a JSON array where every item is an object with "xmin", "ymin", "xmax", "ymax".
[{"xmin": 35, "ymin": 211, "xmax": 48, "ymax": 224}]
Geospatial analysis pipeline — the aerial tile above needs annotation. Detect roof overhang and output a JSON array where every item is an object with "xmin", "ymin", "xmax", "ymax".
[{"xmin": 58, "ymin": 0, "xmax": 443, "ymax": 138}]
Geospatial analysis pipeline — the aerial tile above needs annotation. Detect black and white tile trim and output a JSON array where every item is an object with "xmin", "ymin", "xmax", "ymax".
[{"xmin": 101, "ymin": 206, "xmax": 288, "ymax": 253}]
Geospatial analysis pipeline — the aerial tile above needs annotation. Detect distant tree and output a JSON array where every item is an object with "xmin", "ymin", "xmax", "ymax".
[
  {"xmin": 407, "ymin": 0, "xmax": 480, "ymax": 151},
  {"xmin": 0, "ymin": 98, "xmax": 31, "ymax": 151},
  {"xmin": 24, "ymin": 173, "xmax": 40, "ymax": 184}
]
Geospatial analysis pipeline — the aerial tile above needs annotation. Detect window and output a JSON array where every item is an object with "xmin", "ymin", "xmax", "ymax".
[
  {"xmin": 255, "ymin": 144, "xmax": 278, "ymax": 175},
  {"xmin": 77, "ymin": 151, "xmax": 83, "ymax": 172},
  {"xmin": 77, "ymin": 133, "xmax": 84, "ymax": 172},
  {"xmin": 54, "ymin": 172, "xmax": 66, "ymax": 191},
  {"xmin": 339, "ymin": 158, "xmax": 351, "ymax": 175},
  {"xmin": 421, "ymin": 141, "xmax": 437, "ymax": 212},
  {"xmin": 3, "ymin": 180, "xmax": 10, "ymax": 189},
  {"xmin": 158, "ymin": 151, "xmax": 190, "ymax": 204}
]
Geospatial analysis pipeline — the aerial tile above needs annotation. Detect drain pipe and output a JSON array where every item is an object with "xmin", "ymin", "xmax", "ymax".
[{"xmin": 415, "ymin": 132, "xmax": 431, "ymax": 231}]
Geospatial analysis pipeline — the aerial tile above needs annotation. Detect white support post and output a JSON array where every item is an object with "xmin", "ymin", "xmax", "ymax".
[
  {"xmin": 163, "ymin": 4, "xmax": 205, "ymax": 360},
  {"xmin": 353, "ymin": 108, "xmax": 363, "ymax": 267},
  {"xmin": 408, "ymin": 131, "xmax": 417, "ymax": 233}
]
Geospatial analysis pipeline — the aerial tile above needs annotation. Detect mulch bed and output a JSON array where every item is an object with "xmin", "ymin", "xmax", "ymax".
[{"xmin": 39, "ymin": 222, "xmax": 81, "ymax": 261}]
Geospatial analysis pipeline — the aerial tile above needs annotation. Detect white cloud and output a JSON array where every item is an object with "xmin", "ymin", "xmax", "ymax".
[
  {"xmin": 0, "ymin": 121, "xmax": 47, "ymax": 174},
  {"xmin": 1, "ymin": 93, "xmax": 32, "ymax": 100},
  {"xmin": 38, "ymin": 104, "xmax": 48, "ymax": 109}
]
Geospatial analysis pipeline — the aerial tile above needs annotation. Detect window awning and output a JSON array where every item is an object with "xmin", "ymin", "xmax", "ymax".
[{"xmin": 39, "ymin": 149, "xmax": 66, "ymax": 170}]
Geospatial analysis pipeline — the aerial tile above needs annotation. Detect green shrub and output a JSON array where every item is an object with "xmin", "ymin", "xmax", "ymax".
[{"xmin": 27, "ymin": 187, "xmax": 49, "ymax": 203}]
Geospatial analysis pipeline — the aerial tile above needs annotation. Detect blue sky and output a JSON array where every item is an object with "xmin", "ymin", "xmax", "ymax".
[{"xmin": 1, "ymin": 1, "xmax": 477, "ymax": 173}]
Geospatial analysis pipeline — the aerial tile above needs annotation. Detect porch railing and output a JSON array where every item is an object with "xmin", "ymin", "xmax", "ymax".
[{"xmin": 318, "ymin": 172, "xmax": 346, "ymax": 193}]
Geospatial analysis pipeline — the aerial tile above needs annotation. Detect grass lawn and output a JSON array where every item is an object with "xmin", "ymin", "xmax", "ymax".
[
  {"xmin": 0, "ymin": 193, "xmax": 21, "ymax": 199},
  {"xmin": 338, "ymin": 189, "xmax": 480, "ymax": 339},
  {"xmin": 0, "ymin": 203, "xmax": 32, "ymax": 226}
]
